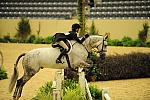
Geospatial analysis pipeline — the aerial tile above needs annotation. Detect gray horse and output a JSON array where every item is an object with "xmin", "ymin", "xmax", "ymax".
[{"xmin": 9, "ymin": 35, "xmax": 108, "ymax": 100}]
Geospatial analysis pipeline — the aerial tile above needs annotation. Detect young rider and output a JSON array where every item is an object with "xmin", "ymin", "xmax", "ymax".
[{"xmin": 52, "ymin": 23, "xmax": 89, "ymax": 63}]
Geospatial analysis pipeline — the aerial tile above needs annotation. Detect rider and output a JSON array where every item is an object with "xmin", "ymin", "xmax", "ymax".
[{"xmin": 52, "ymin": 23, "xmax": 89, "ymax": 63}]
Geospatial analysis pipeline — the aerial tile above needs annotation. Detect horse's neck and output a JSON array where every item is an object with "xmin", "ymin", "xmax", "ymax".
[
  {"xmin": 71, "ymin": 40, "xmax": 87, "ymax": 53},
  {"xmin": 70, "ymin": 41, "xmax": 88, "ymax": 60}
]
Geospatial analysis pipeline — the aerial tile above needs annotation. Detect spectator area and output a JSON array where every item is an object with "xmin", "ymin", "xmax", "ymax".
[{"xmin": 0, "ymin": 0, "xmax": 149, "ymax": 19}]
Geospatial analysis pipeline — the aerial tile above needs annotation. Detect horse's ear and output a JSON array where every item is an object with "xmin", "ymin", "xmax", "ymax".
[{"xmin": 104, "ymin": 33, "xmax": 110, "ymax": 40}]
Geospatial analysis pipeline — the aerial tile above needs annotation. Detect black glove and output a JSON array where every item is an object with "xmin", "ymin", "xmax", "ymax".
[{"xmin": 85, "ymin": 34, "xmax": 89, "ymax": 38}]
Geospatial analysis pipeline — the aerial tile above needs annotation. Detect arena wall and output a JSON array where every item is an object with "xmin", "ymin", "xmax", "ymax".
[{"xmin": 0, "ymin": 19, "xmax": 150, "ymax": 40}]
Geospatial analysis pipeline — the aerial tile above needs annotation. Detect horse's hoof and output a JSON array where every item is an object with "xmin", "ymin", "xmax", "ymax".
[
  {"xmin": 13, "ymin": 97, "xmax": 17, "ymax": 100},
  {"xmin": 13, "ymin": 96, "xmax": 19, "ymax": 100}
]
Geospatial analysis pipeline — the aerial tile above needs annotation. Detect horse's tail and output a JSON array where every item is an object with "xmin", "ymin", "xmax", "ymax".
[{"xmin": 9, "ymin": 53, "xmax": 26, "ymax": 93}]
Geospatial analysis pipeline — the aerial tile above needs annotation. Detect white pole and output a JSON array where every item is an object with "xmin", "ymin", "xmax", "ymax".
[
  {"xmin": 61, "ymin": 69, "xmax": 64, "ymax": 97},
  {"xmin": 102, "ymin": 87, "xmax": 111, "ymax": 100},
  {"xmin": 78, "ymin": 67, "xmax": 93, "ymax": 100},
  {"xmin": 85, "ymin": 78, "xmax": 93, "ymax": 100},
  {"xmin": 53, "ymin": 89, "xmax": 61, "ymax": 100},
  {"xmin": 52, "ymin": 69, "xmax": 63, "ymax": 100},
  {"xmin": 78, "ymin": 68, "xmax": 86, "ymax": 98},
  {"xmin": 104, "ymin": 93, "xmax": 111, "ymax": 100}
]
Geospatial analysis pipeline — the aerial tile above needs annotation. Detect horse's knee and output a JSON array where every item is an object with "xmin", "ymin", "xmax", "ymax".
[
  {"xmin": 13, "ymin": 80, "xmax": 24, "ymax": 100},
  {"xmin": 13, "ymin": 79, "xmax": 22, "ymax": 94},
  {"xmin": 79, "ymin": 61, "xmax": 90, "ymax": 67},
  {"xmin": 16, "ymin": 78, "xmax": 23, "ymax": 87}
]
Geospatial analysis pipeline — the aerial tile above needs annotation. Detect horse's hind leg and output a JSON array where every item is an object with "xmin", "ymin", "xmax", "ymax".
[
  {"xmin": 13, "ymin": 78, "xmax": 22, "ymax": 100},
  {"xmin": 13, "ymin": 70, "xmax": 37, "ymax": 100}
]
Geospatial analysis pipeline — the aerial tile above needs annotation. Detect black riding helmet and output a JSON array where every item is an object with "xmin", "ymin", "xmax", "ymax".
[{"xmin": 72, "ymin": 23, "xmax": 81, "ymax": 32}]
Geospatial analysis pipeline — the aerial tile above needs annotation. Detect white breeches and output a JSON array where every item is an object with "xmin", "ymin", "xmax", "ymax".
[{"xmin": 58, "ymin": 41, "xmax": 69, "ymax": 51}]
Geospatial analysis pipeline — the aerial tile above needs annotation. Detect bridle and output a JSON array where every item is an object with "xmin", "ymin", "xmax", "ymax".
[{"xmin": 88, "ymin": 36, "xmax": 106, "ymax": 53}]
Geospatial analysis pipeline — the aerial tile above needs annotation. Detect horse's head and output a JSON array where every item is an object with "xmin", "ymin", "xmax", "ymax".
[{"xmin": 83, "ymin": 34, "xmax": 108, "ymax": 55}]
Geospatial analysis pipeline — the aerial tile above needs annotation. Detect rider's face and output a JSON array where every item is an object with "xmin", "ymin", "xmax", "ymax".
[{"xmin": 76, "ymin": 28, "xmax": 80, "ymax": 33}]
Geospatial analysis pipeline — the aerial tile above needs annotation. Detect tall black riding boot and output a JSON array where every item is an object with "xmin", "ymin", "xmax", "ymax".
[{"xmin": 56, "ymin": 49, "xmax": 67, "ymax": 63}]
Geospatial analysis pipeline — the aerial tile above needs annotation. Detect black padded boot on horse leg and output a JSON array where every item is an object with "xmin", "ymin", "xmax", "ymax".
[{"xmin": 56, "ymin": 49, "xmax": 67, "ymax": 63}]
